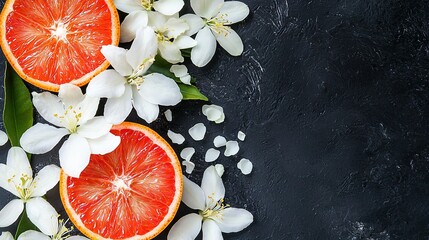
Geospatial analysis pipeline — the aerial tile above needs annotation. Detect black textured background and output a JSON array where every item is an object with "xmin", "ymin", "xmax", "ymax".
[{"xmin": 1, "ymin": 0, "xmax": 429, "ymax": 239}]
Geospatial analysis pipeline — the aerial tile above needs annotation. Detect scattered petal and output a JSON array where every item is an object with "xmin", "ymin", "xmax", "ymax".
[
  {"xmin": 167, "ymin": 213, "xmax": 203, "ymax": 240},
  {"xmin": 164, "ymin": 109, "xmax": 173, "ymax": 122},
  {"xmin": 213, "ymin": 207, "xmax": 253, "ymax": 233},
  {"xmin": 202, "ymin": 219, "xmax": 223, "ymax": 240},
  {"xmin": 30, "ymin": 165, "xmax": 60, "ymax": 197},
  {"xmin": 224, "ymin": 141, "xmax": 239, "ymax": 156},
  {"xmin": 180, "ymin": 147, "xmax": 195, "ymax": 161},
  {"xmin": 202, "ymin": 104, "xmax": 225, "ymax": 123},
  {"xmin": 0, "ymin": 199, "xmax": 23, "ymax": 227},
  {"xmin": 213, "ymin": 136, "xmax": 227, "ymax": 148},
  {"xmin": 205, "ymin": 148, "xmax": 220, "ymax": 162},
  {"xmin": 238, "ymin": 131, "xmax": 246, "ymax": 141},
  {"xmin": 170, "ymin": 65, "xmax": 188, "ymax": 78},
  {"xmin": 0, "ymin": 130, "xmax": 8, "ymax": 146},
  {"xmin": 180, "ymin": 74, "xmax": 192, "ymax": 85},
  {"xmin": 26, "ymin": 197, "xmax": 58, "ymax": 236},
  {"xmin": 167, "ymin": 130, "xmax": 185, "ymax": 145},
  {"xmin": 182, "ymin": 160, "xmax": 195, "ymax": 174},
  {"xmin": 182, "ymin": 176, "xmax": 205, "ymax": 210},
  {"xmin": 214, "ymin": 164, "xmax": 225, "ymax": 177},
  {"xmin": 189, "ymin": 123, "xmax": 206, "ymax": 141},
  {"xmin": 237, "ymin": 158, "xmax": 253, "ymax": 175}
]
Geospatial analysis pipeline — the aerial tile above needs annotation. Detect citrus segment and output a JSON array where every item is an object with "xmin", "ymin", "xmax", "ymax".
[
  {"xmin": 0, "ymin": 0, "xmax": 120, "ymax": 91},
  {"xmin": 60, "ymin": 122, "xmax": 183, "ymax": 240}
]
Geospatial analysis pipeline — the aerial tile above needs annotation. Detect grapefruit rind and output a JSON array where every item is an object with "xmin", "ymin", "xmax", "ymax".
[
  {"xmin": 60, "ymin": 122, "xmax": 183, "ymax": 240},
  {"xmin": 0, "ymin": 0, "xmax": 120, "ymax": 92}
]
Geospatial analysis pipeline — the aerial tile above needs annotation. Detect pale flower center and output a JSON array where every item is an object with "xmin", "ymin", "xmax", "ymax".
[
  {"xmin": 54, "ymin": 105, "xmax": 83, "ymax": 133},
  {"xmin": 50, "ymin": 21, "xmax": 69, "ymax": 42},
  {"xmin": 8, "ymin": 173, "xmax": 33, "ymax": 201},
  {"xmin": 199, "ymin": 196, "xmax": 229, "ymax": 220},
  {"xmin": 126, "ymin": 57, "xmax": 155, "ymax": 88},
  {"xmin": 141, "ymin": 0, "xmax": 154, "ymax": 11},
  {"xmin": 52, "ymin": 219, "xmax": 74, "ymax": 240},
  {"xmin": 206, "ymin": 14, "xmax": 232, "ymax": 36}
]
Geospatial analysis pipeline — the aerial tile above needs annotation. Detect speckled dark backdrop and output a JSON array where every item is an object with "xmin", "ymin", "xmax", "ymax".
[{"xmin": 1, "ymin": 0, "xmax": 429, "ymax": 239}]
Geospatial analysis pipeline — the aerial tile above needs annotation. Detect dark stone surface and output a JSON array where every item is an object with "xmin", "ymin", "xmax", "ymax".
[{"xmin": 1, "ymin": 0, "xmax": 429, "ymax": 239}]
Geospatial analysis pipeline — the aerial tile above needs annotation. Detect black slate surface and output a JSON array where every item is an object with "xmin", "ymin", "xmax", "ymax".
[{"xmin": 1, "ymin": 0, "xmax": 429, "ymax": 239}]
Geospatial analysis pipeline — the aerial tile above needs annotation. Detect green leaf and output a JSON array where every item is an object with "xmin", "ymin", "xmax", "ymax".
[
  {"xmin": 181, "ymin": 48, "xmax": 191, "ymax": 58},
  {"xmin": 3, "ymin": 62, "xmax": 33, "ymax": 147},
  {"xmin": 15, "ymin": 209, "xmax": 38, "ymax": 239},
  {"xmin": 179, "ymin": 83, "xmax": 209, "ymax": 101}
]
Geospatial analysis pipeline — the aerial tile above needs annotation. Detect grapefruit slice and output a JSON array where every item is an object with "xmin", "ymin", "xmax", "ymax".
[
  {"xmin": 0, "ymin": 0, "xmax": 120, "ymax": 91},
  {"xmin": 60, "ymin": 122, "xmax": 183, "ymax": 240}
]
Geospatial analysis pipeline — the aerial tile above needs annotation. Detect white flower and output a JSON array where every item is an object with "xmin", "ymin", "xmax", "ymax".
[
  {"xmin": 167, "ymin": 166, "xmax": 253, "ymax": 240},
  {"xmin": 121, "ymin": 12, "xmax": 197, "ymax": 64},
  {"xmin": 86, "ymin": 26, "xmax": 182, "ymax": 124},
  {"xmin": 182, "ymin": 0, "xmax": 250, "ymax": 67},
  {"xmin": 18, "ymin": 219, "xmax": 88, "ymax": 240},
  {"xmin": 19, "ymin": 84, "xmax": 120, "ymax": 178},
  {"xmin": 114, "ymin": 0, "xmax": 184, "ymax": 16},
  {"xmin": 0, "ymin": 147, "xmax": 60, "ymax": 235},
  {"xmin": 170, "ymin": 65, "xmax": 191, "ymax": 85},
  {"xmin": 0, "ymin": 232, "xmax": 13, "ymax": 240}
]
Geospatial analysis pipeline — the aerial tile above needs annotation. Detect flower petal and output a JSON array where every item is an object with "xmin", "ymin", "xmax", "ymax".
[
  {"xmin": 147, "ymin": 11, "xmax": 168, "ymax": 29},
  {"xmin": 212, "ymin": 27, "xmax": 243, "ymax": 56},
  {"xmin": 126, "ymin": 27, "xmax": 158, "ymax": 71},
  {"xmin": 180, "ymin": 75, "xmax": 192, "ymax": 85},
  {"xmin": 188, "ymin": 123, "xmax": 206, "ymax": 141},
  {"xmin": 86, "ymin": 70, "xmax": 126, "ymax": 99},
  {"xmin": 159, "ymin": 42, "xmax": 184, "ymax": 64},
  {"xmin": 77, "ymin": 117, "xmax": 112, "ymax": 139},
  {"xmin": 181, "ymin": 14, "xmax": 205, "ymax": 36},
  {"xmin": 180, "ymin": 147, "xmax": 195, "ymax": 161},
  {"xmin": 224, "ymin": 141, "xmax": 239, "ymax": 156},
  {"xmin": 0, "ymin": 130, "xmax": 8, "ymax": 146},
  {"xmin": 202, "ymin": 219, "xmax": 223, "ymax": 240},
  {"xmin": 190, "ymin": 0, "xmax": 224, "ymax": 19},
  {"xmin": 167, "ymin": 213, "xmax": 203, "ymax": 240},
  {"xmin": 205, "ymin": 148, "xmax": 220, "ymax": 162},
  {"xmin": 174, "ymin": 35, "xmax": 198, "ymax": 49},
  {"xmin": 120, "ymin": 11, "xmax": 149, "ymax": 43},
  {"xmin": 201, "ymin": 166, "xmax": 225, "ymax": 207},
  {"xmin": 67, "ymin": 236, "xmax": 90, "ymax": 240},
  {"xmin": 0, "ymin": 232, "xmax": 14, "ymax": 240},
  {"xmin": 237, "ymin": 131, "xmax": 246, "ymax": 141},
  {"xmin": 131, "ymin": 87, "xmax": 160, "ymax": 123},
  {"xmin": 213, "ymin": 207, "xmax": 253, "ymax": 233},
  {"xmin": 213, "ymin": 135, "xmax": 227, "ymax": 147},
  {"xmin": 153, "ymin": 0, "xmax": 184, "ymax": 16},
  {"xmin": 0, "ymin": 164, "xmax": 19, "ymax": 197},
  {"xmin": 87, "ymin": 133, "xmax": 121, "ymax": 155},
  {"xmin": 101, "ymin": 46, "xmax": 134, "ymax": 76},
  {"xmin": 113, "ymin": 0, "xmax": 144, "ymax": 13},
  {"xmin": 182, "ymin": 160, "xmax": 195, "ymax": 174},
  {"xmin": 31, "ymin": 92, "xmax": 64, "ymax": 127},
  {"xmin": 182, "ymin": 176, "xmax": 205, "ymax": 210},
  {"xmin": 104, "ymin": 85, "xmax": 133, "ymax": 124},
  {"xmin": 237, "ymin": 158, "xmax": 253, "ymax": 175},
  {"xmin": 214, "ymin": 164, "xmax": 225, "ymax": 177},
  {"xmin": 30, "ymin": 165, "xmax": 60, "ymax": 197},
  {"xmin": 59, "ymin": 134, "xmax": 90, "ymax": 178},
  {"xmin": 26, "ymin": 197, "xmax": 58, "ymax": 235},
  {"xmin": 167, "ymin": 130, "xmax": 185, "ymax": 145},
  {"xmin": 6, "ymin": 147, "xmax": 32, "ymax": 179},
  {"xmin": 20, "ymin": 123, "xmax": 69, "ymax": 154},
  {"xmin": 217, "ymin": 1, "xmax": 250, "ymax": 25},
  {"xmin": 140, "ymin": 73, "xmax": 182, "ymax": 106},
  {"xmin": 0, "ymin": 199, "xmax": 23, "ymax": 227},
  {"xmin": 58, "ymin": 83, "xmax": 85, "ymax": 107},
  {"xmin": 164, "ymin": 109, "xmax": 173, "ymax": 121},
  {"xmin": 75, "ymin": 96, "xmax": 100, "ymax": 126},
  {"xmin": 17, "ymin": 230, "xmax": 50, "ymax": 240},
  {"xmin": 191, "ymin": 27, "xmax": 217, "ymax": 67},
  {"xmin": 163, "ymin": 18, "xmax": 189, "ymax": 39}
]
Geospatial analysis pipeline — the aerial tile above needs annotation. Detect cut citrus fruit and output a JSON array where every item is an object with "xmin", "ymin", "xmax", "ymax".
[
  {"xmin": 0, "ymin": 0, "xmax": 120, "ymax": 91},
  {"xmin": 60, "ymin": 122, "xmax": 183, "ymax": 240}
]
